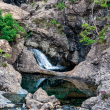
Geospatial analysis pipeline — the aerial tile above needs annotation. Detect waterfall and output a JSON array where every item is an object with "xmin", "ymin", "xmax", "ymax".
[{"xmin": 32, "ymin": 49, "xmax": 65, "ymax": 71}]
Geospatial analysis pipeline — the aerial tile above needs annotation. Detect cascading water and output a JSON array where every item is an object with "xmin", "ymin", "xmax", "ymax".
[{"xmin": 32, "ymin": 49, "xmax": 65, "ymax": 71}]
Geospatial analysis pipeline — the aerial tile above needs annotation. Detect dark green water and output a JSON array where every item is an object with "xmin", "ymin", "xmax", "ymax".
[
  {"xmin": 1, "ymin": 93, "xmax": 26, "ymax": 110},
  {"xmin": 21, "ymin": 74, "xmax": 97, "ymax": 107}
]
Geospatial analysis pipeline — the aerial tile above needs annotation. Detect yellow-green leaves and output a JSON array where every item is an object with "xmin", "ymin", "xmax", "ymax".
[{"xmin": 80, "ymin": 23, "xmax": 96, "ymax": 45}]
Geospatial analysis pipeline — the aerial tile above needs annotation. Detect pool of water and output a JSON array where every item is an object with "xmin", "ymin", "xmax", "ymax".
[
  {"xmin": 1, "ymin": 93, "xmax": 26, "ymax": 110},
  {"xmin": 21, "ymin": 74, "xmax": 97, "ymax": 107}
]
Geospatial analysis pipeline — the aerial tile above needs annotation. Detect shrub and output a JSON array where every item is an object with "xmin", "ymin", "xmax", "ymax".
[
  {"xmin": 0, "ymin": 9, "xmax": 26, "ymax": 42},
  {"xmin": 80, "ymin": 0, "xmax": 109, "ymax": 45}
]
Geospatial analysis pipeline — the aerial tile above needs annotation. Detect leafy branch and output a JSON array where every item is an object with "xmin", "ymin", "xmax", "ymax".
[{"xmin": 80, "ymin": 0, "xmax": 109, "ymax": 45}]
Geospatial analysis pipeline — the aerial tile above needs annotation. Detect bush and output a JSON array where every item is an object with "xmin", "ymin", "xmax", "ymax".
[{"xmin": 0, "ymin": 9, "xmax": 26, "ymax": 42}]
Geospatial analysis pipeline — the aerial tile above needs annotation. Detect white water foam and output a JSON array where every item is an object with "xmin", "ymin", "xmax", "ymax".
[{"xmin": 32, "ymin": 49, "xmax": 65, "ymax": 71}]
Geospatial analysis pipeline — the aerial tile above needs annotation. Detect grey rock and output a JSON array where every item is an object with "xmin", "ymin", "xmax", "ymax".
[
  {"xmin": 25, "ymin": 88, "xmax": 61, "ymax": 109},
  {"xmin": 40, "ymin": 102, "xmax": 54, "ymax": 110},
  {"xmin": 26, "ymin": 99, "xmax": 43, "ymax": 109},
  {"xmin": 33, "ymin": 88, "xmax": 49, "ymax": 103}
]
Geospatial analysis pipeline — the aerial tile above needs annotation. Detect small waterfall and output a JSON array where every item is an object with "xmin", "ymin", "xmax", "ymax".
[{"xmin": 32, "ymin": 49, "xmax": 65, "ymax": 71}]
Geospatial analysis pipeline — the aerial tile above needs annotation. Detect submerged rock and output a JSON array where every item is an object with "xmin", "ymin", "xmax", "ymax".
[{"xmin": 0, "ymin": 92, "xmax": 15, "ymax": 109}]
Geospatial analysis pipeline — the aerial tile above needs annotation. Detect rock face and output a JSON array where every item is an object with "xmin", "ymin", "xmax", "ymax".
[
  {"xmin": 0, "ymin": 1, "xmax": 29, "ymax": 19},
  {"xmin": 15, "ymin": 46, "xmax": 67, "ymax": 76},
  {"xmin": 0, "ymin": 40, "xmax": 25, "ymax": 93},
  {"xmin": 67, "ymin": 36, "xmax": 110, "ymax": 109},
  {"xmin": 20, "ymin": 0, "xmax": 91, "ymax": 67},
  {"xmin": 6, "ymin": 38, "xmax": 25, "ymax": 64},
  {"xmin": 0, "ymin": 40, "xmax": 12, "ymax": 53},
  {"xmin": 0, "ymin": 63, "xmax": 22, "ymax": 93},
  {"xmin": 20, "ymin": 0, "xmax": 108, "ymax": 67},
  {"xmin": 25, "ymin": 88, "xmax": 61, "ymax": 110}
]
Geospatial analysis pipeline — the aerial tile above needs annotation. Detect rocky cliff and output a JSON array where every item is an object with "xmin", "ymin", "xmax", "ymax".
[{"xmin": 0, "ymin": 0, "xmax": 110, "ymax": 110}]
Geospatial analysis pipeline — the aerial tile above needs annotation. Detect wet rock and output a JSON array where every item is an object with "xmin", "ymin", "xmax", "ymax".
[
  {"xmin": 6, "ymin": 103, "xmax": 15, "ymax": 108},
  {"xmin": 0, "ymin": 94, "xmax": 14, "ymax": 109},
  {"xmin": 15, "ymin": 46, "xmax": 67, "ymax": 76}
]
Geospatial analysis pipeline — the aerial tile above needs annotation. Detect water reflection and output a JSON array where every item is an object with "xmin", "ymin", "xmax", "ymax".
[{"xmin": 21, "ymin": 74, "xmax": 97, "ymax": 106}]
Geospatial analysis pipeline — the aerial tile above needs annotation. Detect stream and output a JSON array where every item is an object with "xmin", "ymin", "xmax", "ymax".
[{"xmin": 2, "ymin": 49, "xmax": 97, "ymax": 109}]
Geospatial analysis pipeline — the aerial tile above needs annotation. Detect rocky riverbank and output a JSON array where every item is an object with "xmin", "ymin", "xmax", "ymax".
[{"xmin": 0, "ymin": 0, "xmax": 110, "ymax": 110}]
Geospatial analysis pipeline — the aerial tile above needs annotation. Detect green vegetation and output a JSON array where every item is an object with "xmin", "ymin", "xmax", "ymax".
[
  {"xmin": 30, "ymin": 2, "xmax": 37, "ymax": 7},
  {"xmin": 72, "ymin": 17, "xmax": 75, "ymax": 20},
  {"xmin": 80, "ymin": 23, "xmax": 96, "ymax": 45},
  {"xmin": 80, "ymin": 0, "xmax": 109, "ymax": 45},
  {"xmin": 0, "ymin": 49, "xmax": 11, "ymax": 67},
  {"xmin": 0, "ymin": 49, "xmax": 11, "ymax": 58},
  {"xmin": 46, "ymin": 21, "xmax": 51, "ymax": 29},
  {"xmin": 101, "ymin": 91, "xmax": 110, "ymax": 100},
  {"xmin": 2, "ymin": 63, "xmax": 7, "ymax": 67},
  {"xmin": 0, "ymin": 10, "xmax": 26, "ymax": 42},
  {"xmin": 94, "ymin": 0, "xmax": 108, "ymax": 8},
  {"xmin": 57, "ymin": 2, "xmax": 66, "ymax": 10},
  {"xmin": 51, "ymin": 19, "xmax": 64, "ymax": 35}
]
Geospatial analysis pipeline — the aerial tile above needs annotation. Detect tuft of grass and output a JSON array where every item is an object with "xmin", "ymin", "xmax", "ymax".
[{"xmin": 2, "ymin": 63, "xmax": 7, "ymax": 67}]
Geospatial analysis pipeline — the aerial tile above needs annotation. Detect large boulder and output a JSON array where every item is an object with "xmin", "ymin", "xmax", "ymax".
[
  {"xmin": 0, "ymin": 63, "xmax": 22, "ymax": 93},
  {"xmin": 0, "ymin": 1, "xmax": 29, "ymax": 20},
  {"xmin": 0, "ymin": 39, "xmax": 26, "ymax": 93},
  {"xmin": 26, "ymin": 88, "xmax": 61, "ymax": 110}
]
